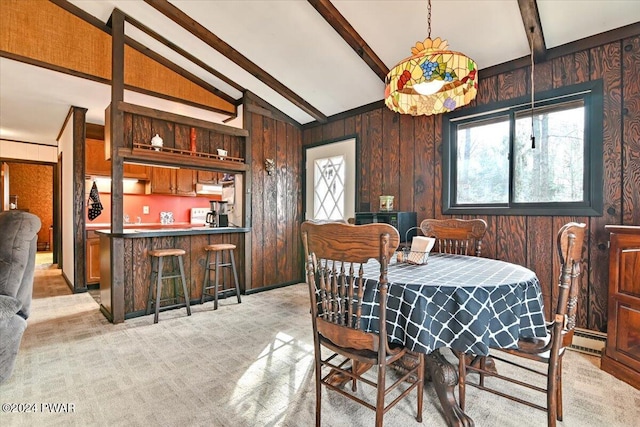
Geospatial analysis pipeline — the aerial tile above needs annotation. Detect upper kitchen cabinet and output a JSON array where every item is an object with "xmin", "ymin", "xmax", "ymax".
[
  {"xmin": 147, "ymin": 167, "xmax": 195, "ymax": 196},
  {"xmin": 86, "ymin": 137, "xmax": 149, "ymax": 180},
  {"xmin": 86, "ymin": 138, "xmax": 110, "ymax": 176}
]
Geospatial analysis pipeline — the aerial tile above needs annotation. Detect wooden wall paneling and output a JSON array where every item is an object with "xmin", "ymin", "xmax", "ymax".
[
  {"xmin": 123, "ymin": 113, "xmax": 133, "ymax": 148},
  {"xmin": 190, "ymin": 235, "xmax": 208, "ymax": 301},
  {"xmin": 293, "ymin": 125, "xmax": 304, "ymax": 278},
  {"xmin": 284, "ymin": 123, "xmax": 296, "ymax": 278},
  {"xmin": 478, "ymin": 215, "xmax": 497, "ymax": 261},
  {"xmin": 382, "ymin": 108, "xmax": 400, "ymax": 200},
  {"xmin": 209, "ymin": 131, "xmax": 224, "ymax": 157},
  {"xmin": 174, "ymin": 124, "xmax": 190, "ymax": 151},
  {"xmin": 433, "ymin": 116, "xmax": 443, "ymax": 218},
  {"xmin": 412, "ymin": 115, "xmax": 433, "ymax": 221},
  {"xmin": 622, "ymin": 35, "xmax": 640, "ymax": 225},
  {"xmin": 344, "ymin": 116, "xmax": 355, "ymax": 135},
  {"xmin": 174, "ymin": 235, "xmax": 191, "ymax": 303},
  {"xmin": 132, "ymin": 238, "xmax": 151, "ymax": 313},
  {"xmin": 262, "ymin": 117, "xmax": 278, "ymax": 287},
  {"xmin": 132, "ymin": 114, "xmax": 152, "ymax": 148},
  {"xmin": 323, "ymin": 118, "xmax": 345, "ymax": 141},
  {"xmin": 191, "ymin": 126, "xmax": 207, "ymax": 155},
  {"xmin": 152, "ymin": 118, "xmax": 175, "ymax": 149},
  {"xmin": 250, "ymin": 114, "xmax": 264, "ymax": 289},
  {"xmin": 589, "ymin": 42, "xmax": 623, "ymax": 331},
  {"xmin": 222, "ymin": 134, "xmax": 232, "ymax": 159},
  {"xmin": 533, "ymin": 61, "xmax": 554, "ymax": 93},
  {"xmin": 123, "ymin": 239, "xmax": 134, "ymax": 314},
  {"xmin": 359, "ymin": 112, "xmax": 372, "ymax": 211},
  {"xmin": 527, "ymin": 217, "xmax": 554, "ymax": 319},
  {"xmin": 285, "ymin": 123, "xmax": 296, "ymax": 280},
  {"xmin": 398, "ymin": 114, "xmax": 415, "ymax": 212},
  {"xmin": 351, "ymin": 114, "xmax": 362, "ymax": 214},
  {"xmin": 367, "ymin": 109, "xmax": 384, "ymax": 210},
  {"xmin": 309, "ymin": 126, "xmax": 323, "ymax": 147},
  {"xmin": 276, "ymin": 120, "xmax": 288, "ymax": 284},
  {"xmin": 574, "ymin": 50, "xmax": 590, "ymax": 84},
  {"xmin": 552, "ymin": 54, "xmax": 577, "ymax": 87},
  {"xmin": 477, "ymin": 75, "xmax": 499, "ymax": 105},
  {"xmin": 495, "ymin": 216, "xmax": 527, "ymax": 265},
  {"xmin": 497, "ymin": 68, "xmax": 528, "ymax": 102}
]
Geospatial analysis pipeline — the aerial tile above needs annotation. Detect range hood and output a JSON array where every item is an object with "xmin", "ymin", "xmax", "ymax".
[{"xmin": 195, "ymin": 183, "xmax": 223, "ymax": 195}]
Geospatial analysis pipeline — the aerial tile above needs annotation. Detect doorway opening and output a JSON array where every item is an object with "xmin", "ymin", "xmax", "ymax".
[{"xmin": 1, "ymin": 160, "xmax": 57, "ymax": 268}]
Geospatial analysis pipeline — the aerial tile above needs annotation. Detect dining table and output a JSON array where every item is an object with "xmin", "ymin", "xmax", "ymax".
[{"xmin": 359, "ymin": 252, "xmax": 549, "ymax": 427}]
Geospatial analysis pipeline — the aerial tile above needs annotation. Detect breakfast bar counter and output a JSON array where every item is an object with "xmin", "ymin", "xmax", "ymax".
[{"xmin": 96, "ymin": 226, "xmax": 250, "ymax": 322}]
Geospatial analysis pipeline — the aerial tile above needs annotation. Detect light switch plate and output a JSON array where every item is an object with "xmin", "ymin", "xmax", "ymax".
[{"xmin": 143, "ymin": 206, "xmax": 149, "ymax": 214}]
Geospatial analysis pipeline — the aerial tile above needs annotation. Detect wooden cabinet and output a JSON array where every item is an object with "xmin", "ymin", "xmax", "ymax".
[
  {"xmin": 86, "ymin": 231, "xmax": 101, "ymax": 284},
  {"xmin": 601, "ymin": 225, "xmax": 640, "ymax": 390},
  {"xmin": 86, "ymin": 138, "xmax": 148, "ymax": 179},
  {"xmin": 86, "ymin": 138, "xmax": 110, "ymax": 175},
  {"xmin": 123, "ymin": 162, "xmax": 149, "ymax": 179},
  {"xmin": 197, "ymin": 169, "xmax": 219, "ymax": 184},
  {"xmin": 147, "ymin": 167, "xmax": 195, "ymax": 196}
]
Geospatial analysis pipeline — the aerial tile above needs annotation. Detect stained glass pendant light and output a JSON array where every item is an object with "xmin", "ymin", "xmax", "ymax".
[{"xmin": 385, "ymin": 0, "xmax": 478, "ymax": 116}]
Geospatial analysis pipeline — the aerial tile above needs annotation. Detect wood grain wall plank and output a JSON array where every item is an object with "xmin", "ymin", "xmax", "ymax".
[
  {"xmin": 527, "ymin": 217, "xmax": 554, "ymax": 319},
  {"xmin": 368, "ymin": 109, "xmax": 384, "ymax": 211},
  {"xmin": 261, "ymin": 117, "xmax": 278, "ymax": 287},
  {"xmin": 382, "ymin": 108, "xmax": 400, "ymax": 200},
  {"xmin": 589, "ymin": 41, "xmax": 623, "ymax": 330},
  {"xmin": 276, "ymin": 120, "xmax": 288, "ymax": 284},
  {"xmin": 412, "ymin": 115, "xmax": 434, "ymax": 221},
  {"xmin": 132, "ymin": 115, "xmax": 152, "ymax": 151},
  {"xmin": 359, "ymin": 112, "xmax": 372, "ymax": 211},
  {"xmin": 250, "ymin": 114, "xmax": 264, "ymax": 289},
  {"xmin": 622, "ymin": 36, "xmax": 640, "ymax": 225},
  {"xmin": 398, "ymin": 114, "xmax": 414, "ymax": 212}
]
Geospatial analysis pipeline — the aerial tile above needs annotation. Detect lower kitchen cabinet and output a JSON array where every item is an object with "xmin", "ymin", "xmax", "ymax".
[{"xmin": 86, "ymin": 230, "xmax": 101, "ymax": 285}]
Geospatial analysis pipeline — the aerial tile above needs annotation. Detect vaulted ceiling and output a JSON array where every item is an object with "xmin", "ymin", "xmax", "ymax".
[{"xmin": 1, "ymin": 0, "xmax": 640, "ymax": 146}]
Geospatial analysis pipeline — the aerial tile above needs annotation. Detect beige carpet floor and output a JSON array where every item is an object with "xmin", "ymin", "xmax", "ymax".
[{"xmin": 1, "ymin": 267, "xmax": 639, "ymax": 427}]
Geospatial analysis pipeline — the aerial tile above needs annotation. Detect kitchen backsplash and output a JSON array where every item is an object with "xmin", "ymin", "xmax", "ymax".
[{"xmin": 88, "ymin": 193, "xmax": 217, "ymax": 224}]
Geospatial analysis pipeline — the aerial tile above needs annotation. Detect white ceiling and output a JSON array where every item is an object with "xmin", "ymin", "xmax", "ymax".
[{"xmin": 1, "ymin": 0, "xmax": 639, "ymax": 147}]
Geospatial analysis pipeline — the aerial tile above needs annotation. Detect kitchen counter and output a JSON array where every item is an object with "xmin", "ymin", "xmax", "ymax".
[
  {"xmin": 94, "ymin": 225, "xmax": 250, "ymax": 238},
  {"xmin": 98, "ymin": 224, "xmax": 249, "ymax": 323}
]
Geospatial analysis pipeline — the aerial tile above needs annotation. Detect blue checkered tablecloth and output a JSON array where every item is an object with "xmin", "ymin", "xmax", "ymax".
[{"xmin": 360, "ymin": 253, "xmax": 548, "ymax": 356}]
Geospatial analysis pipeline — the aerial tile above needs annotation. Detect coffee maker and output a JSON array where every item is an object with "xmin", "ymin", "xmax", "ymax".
[
  {"xmin": 217, "ymin": 201, "xmax": 229, "ymax": 227},
  {"xmin": 205, "ymin": 200, "xmax": 229, "ymax": 227},
  {"xmin": 205, "ymin": 200, "xmax": 218, "ymax": 227}
]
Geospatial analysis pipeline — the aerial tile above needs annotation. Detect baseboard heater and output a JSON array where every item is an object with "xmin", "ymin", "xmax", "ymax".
[{"xmin": 569, "ymin": 328, "xmax": 607, "ymax": 355}]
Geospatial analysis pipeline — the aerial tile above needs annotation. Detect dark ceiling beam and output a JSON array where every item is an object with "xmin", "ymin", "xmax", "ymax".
[
  {"xmin": 121, "ymin": 11, "xmax": 245, "ymax": 97},
  {"xmin": 518, "ymin": 0, "xmax": 546, "ymax": 62},
  {"xmin": 307, "ymin": 0, "xmax": 389, "ymax": 82},
  {"xmin": 144, "ymin": 0, "xmax": 328, "ymax": 123}
]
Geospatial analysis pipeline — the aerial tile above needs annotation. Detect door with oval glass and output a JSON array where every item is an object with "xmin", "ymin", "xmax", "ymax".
[{"xmin": 304, "ymin": 137, "xmax": 356, "ymax": 222}]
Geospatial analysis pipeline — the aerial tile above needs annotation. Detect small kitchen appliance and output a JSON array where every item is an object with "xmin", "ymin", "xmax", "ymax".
[
  {"xmin": 217, "ymin": 201, "xmax": 229, "ymax": 227},
  {"xmin": 205, "ymin": 200, "xmax": 218, "ymax": 227}
]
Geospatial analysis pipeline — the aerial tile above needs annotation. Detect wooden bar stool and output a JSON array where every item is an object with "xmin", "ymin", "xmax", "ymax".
[
  {"xmin": 146, "ymin": 248, "xmax": 192, "ymax": 323},
  {"xmin": 201, "ymin": 243, "xmax": 241, "ymax": 310}
]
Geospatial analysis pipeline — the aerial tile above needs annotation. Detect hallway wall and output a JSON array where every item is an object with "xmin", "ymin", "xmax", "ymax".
[{"xmin": 7, "ymin": 162, "xmax": 53, "ymax": 247}]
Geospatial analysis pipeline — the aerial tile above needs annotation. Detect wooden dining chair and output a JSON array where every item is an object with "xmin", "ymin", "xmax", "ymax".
[
  {"xmin": 300, "ymin": 221, "xmax": 425, "ymax": 427},
  {"xmin": 420, "ymin": 218, "xmax": 488, "ymax": 257},
  {"xmin": 457, "ymin": 222, "xmax": 587, "ymax": 427}
]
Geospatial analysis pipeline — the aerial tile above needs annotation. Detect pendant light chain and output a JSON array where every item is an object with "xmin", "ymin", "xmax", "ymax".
[
  {"xmin": 530, "ymin": 26, "xmax": 536, "ymax": 149},
  {"xmin": 427, "ymin": 0, "xmax": 432, "ymax": 39}
]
